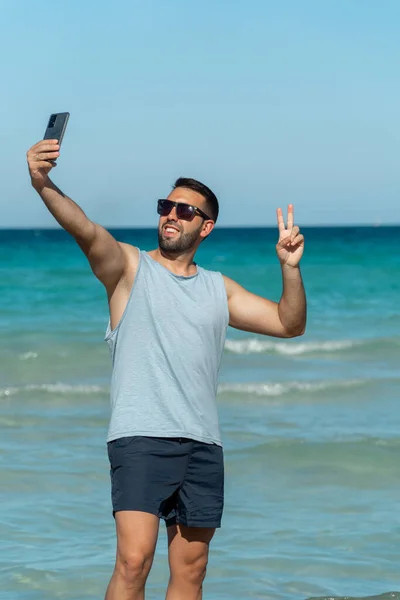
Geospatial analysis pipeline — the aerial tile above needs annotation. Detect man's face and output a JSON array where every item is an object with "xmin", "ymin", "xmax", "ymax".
[{"xmin": 158, "ymin": 188, "xmax": 212, "ymax": 253}]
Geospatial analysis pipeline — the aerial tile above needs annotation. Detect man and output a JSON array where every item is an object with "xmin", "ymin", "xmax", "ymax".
[{"xmin": 26, "ymin": 138, "xmax": 306, "ymax": 600}]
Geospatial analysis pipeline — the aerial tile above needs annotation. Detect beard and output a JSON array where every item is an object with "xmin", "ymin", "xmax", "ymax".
[
  {"xmin": 158, "ymin": 222, "xmax": 203, "ymax": 253},
  {"xmin": 158, "ymin": 223, "xmax": 203, "ymax": 254}
]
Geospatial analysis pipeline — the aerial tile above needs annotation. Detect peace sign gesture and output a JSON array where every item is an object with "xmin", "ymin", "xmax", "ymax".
[{"xmin": 276, "ymin": 204, "xmax": 304, "ymax": 267}]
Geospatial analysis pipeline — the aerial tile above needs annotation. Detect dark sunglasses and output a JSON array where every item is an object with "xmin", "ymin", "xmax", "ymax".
[{"xmin": 157, "ymin": 199, "xmax": 211, "ymax": 221}]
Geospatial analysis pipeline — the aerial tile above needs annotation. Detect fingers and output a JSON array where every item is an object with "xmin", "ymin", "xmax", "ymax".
[
  {"xmin": 290, "ymin": 225, "xmax": 299, "ymax": 241},
  {"xmin": 277, "ymin": 231, "xmax": 303, "ymax": 248},
  {"xmin": 33, "ymin": 160, "xmax": 57, "ymax": 169},
  {"xmin": 34, "ymin": 151, "xmax": 60, "ymax": 161},
  {"xmin": 27, "ymin": 142, "xmax": 60, "ymax": 170},
  {"xmin": 287, "ymin": 204, "xmax": 294, "ymax": 229},
  {"xmin": 276, "ymin": 208, "xmax": 285, "ymax": 232},
  {"xmin": 290, "ymin": 233, "xmax": 304, "ymax": 247},
  {"xmin": 27, "ymin": 141, "xmax": 60, "ymax": 162},
  {"xmin": 277, "ymin": 204, "xmax": 295, "ymax": 232},
  {"xmin": 30, "ymin": 139, "xmax": 59, "ymax": 152},
  {"xmin": 276, "ymin": 233, "xmax": 290, "ymax": 248}
]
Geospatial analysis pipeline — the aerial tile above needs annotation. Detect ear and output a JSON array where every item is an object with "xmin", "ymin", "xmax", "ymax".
[{"xmin": 200, "ymin": 220, "xmax": 215, "ymax": 240}]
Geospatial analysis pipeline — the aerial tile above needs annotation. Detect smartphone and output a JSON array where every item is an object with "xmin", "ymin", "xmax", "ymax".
[{"xmin": 43, "ymin": 112, "xmax": 70, "ymax": 146}]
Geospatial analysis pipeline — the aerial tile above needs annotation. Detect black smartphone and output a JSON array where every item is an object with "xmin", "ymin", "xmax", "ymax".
[{"xmin": 43, "ymin": 112, "xmax": 70, "ymax": 146}]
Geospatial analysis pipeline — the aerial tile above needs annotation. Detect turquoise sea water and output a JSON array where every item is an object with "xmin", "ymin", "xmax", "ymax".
[{"xmin": 1, "ymin": 226, "xmax": 400, "ymax": 600}]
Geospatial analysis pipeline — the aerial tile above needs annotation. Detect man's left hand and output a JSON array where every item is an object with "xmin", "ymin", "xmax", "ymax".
[{"xmin": 276, "ymin": 204, "xmax": 304, "ymax": 267}]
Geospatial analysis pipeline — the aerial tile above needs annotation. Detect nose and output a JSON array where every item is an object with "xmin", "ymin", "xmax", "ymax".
[{"xmin": 165, "ymin": 205, "xmax": 179, "ymax": 221}]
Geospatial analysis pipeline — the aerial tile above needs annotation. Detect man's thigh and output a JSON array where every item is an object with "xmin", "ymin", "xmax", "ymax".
[
  {"xmin": 167, "ymin": 523, "xmax": 216, "ymax": 570},
  {"xmin": 115, "ymin": 510, "xmax": 160, "ymax": 560}
]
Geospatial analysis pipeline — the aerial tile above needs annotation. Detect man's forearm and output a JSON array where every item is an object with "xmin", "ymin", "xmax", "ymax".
[
  {"xmin": 33, "ymin": 177, "xmax": 95, "ymax": 243},
  {"xmin": 278, "ymin": 264, "xmax": 307, "ymax": 336}
]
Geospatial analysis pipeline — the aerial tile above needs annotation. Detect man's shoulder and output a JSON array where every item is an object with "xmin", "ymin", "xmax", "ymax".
[{"xmin": 198, "ymin": 265, "xmax": 229, "ymax": 289}]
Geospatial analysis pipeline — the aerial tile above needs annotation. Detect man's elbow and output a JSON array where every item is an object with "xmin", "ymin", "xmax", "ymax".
[{"xmin": 282, "ymin": 324, "xmax": 306, "ymax": 338}]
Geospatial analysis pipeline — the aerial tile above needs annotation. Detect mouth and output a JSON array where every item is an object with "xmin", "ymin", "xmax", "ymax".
[{"xmin": 163, "ymin": 225, "xmax": 181, "ymax": 238}]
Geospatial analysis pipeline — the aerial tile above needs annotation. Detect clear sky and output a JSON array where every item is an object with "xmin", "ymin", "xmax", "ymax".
[{"xmin": 1, "ymin": 0, "xmax": 399, "ymax": 228}]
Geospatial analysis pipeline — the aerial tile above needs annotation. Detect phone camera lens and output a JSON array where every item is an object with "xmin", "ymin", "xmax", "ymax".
[{"xmin": 48, "ymin": 115, "xmax": 57, "ymax": 128}]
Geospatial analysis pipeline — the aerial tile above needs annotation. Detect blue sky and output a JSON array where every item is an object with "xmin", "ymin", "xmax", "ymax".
[{"xmin": 1, "ymin": 0, "xmax": 399, "ymax": 227}]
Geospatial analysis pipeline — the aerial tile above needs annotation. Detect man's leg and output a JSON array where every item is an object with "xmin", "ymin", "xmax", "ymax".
[
  {"xmin": 165, "ymin": 523, "xmax": 215, "ymax": 600},
  {"xmin": 105, "ymin": 511, "xmax": 160, "ymax": 600}
]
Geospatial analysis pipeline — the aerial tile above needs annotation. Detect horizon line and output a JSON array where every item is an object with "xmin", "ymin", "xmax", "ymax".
[{"xmin": 1, "ymin": 222, "xmax": 399, "ymax": 231}]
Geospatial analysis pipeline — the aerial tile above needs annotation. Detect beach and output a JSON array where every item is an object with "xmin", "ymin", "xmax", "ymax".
[{"xmin": 1, "ymin": 225, "xmax": 400, "ymax": 600}]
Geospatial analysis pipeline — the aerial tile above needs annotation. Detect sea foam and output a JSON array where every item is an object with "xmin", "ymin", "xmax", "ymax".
[{"xmin": 225, "ymin": 338, "xmax": 356, "ymax": 355}]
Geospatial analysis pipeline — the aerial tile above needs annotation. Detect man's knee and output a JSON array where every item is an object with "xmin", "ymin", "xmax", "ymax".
[
  {"xmin": 171, "ymin": 552, "xmax": 208, "ymax": 587},
  {"xmin": 187, "ymin": 554, "xmax": 208, "ymax": 586},
  {"xmin": 111, "ymin": 510, "xmax": 159, "ymax": 592},
  {"xmin": 115, "ymin": 550, "xmax": 154, "ymax": 587}
]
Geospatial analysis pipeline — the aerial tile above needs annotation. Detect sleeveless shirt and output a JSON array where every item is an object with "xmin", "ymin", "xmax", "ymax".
[{"xmin": 105, "ymin": 250, "xmax": 229, "ymax": 446}]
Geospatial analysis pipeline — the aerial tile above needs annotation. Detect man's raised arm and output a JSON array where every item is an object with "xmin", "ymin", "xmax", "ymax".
[
  {"xmin": 26, "ymin": 139, "xmax": 126, "ymax": 291},
  {"xmin": 224, "ymin": 204, "xmax": 306, "ymax": 339}
]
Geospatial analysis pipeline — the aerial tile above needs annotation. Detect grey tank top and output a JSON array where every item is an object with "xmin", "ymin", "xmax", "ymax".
[{"xmin": 105, "ymin": 249, "xmax": 229, "ymax": 446}]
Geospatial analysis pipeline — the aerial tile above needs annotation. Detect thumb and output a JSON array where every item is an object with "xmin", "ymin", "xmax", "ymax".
[{"xmin": 277, "ymin": 234, "xmax": 290, "ymax": 247}]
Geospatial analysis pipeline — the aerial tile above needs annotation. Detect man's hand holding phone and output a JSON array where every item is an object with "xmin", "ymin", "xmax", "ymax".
[
  {"xmin": 26, "ymin": 140, "xmax": 60, "ymax": 191},
  {"xmin": 27, "ymin": 112, "xmax": 69, "ymax": 191}
]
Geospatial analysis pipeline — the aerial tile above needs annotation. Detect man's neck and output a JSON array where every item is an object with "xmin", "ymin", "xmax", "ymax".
[{"xmin": 148, "ymin": 248, "xmax": 198, "ymax": 276}]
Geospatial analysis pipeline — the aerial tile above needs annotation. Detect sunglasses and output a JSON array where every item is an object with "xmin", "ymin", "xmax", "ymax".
[{"xmin": 157, "ymin": 199, "xmax": 211, "ymax": 221}]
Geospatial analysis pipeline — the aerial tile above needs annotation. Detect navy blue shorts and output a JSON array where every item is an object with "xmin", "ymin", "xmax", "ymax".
[{"xmin": 107, "ymin": 436, "xmax": 224, "ymax": 528}]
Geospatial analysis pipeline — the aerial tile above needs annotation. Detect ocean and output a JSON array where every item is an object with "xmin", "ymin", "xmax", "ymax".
[{"xmin": 1, "ymin": 226, "xmax": 400, "ymax": 600}]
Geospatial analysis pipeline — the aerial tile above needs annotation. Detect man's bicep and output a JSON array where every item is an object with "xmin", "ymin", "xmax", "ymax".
[
  {"xmin": 224, "ymin": 276, "xmax": 287, "ymax": 337},
  {"xmin": 81, "ymin": 224, "xmax": 127, "ymax": 288}
]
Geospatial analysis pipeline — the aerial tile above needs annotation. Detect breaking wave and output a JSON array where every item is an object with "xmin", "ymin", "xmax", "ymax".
[
  {"xmin": 0, "ymin": 383, "xmax": 106, "ymax": 398},
  {"xmin": 217, "ymin": 378, "xmax": 370, "ymax": 398},
  {"xmin": 223, "ymin": 336, "xmax": 396, "ymax": 356}
]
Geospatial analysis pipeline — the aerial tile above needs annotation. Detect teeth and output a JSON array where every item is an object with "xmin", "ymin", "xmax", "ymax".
[{"xmin": 165, "ymin": 227, "xmax": 178, "ymax": 233}]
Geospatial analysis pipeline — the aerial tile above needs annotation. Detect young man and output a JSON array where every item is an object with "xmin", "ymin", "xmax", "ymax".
[{"xmin": 26, "ymin": 139, "xmax": 306, "ymax": 600}]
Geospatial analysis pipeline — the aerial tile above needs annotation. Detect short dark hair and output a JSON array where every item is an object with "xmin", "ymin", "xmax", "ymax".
[{"xmin": 173, "ymin": 177, "xmax": 219, "ymax": 222}]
